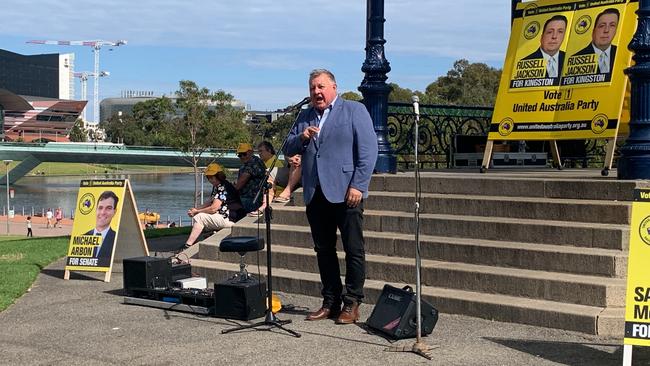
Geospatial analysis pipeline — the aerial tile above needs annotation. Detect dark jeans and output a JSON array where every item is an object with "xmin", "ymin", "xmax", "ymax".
[
  {"xmin": 306, "ymin": 186, "xmax": 366, "ymax": 307},
  {"xmin": 241, "ymin": 196, "xmax": 262, "ymax": 213}
]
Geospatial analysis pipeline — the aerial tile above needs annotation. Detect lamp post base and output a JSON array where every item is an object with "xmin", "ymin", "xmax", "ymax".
[{"xmin": 618, "ymin": 153, "xmax": 650, "ymax": 179}]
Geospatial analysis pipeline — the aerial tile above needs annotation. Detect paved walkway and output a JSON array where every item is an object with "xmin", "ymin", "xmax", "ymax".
[
  {"xmin": 0, "ymin": 215, "xmax": 73, "ymax": 238},
  {"xmin": 1, "ymin": 258, "xmax": 650, "ymax": 365}
]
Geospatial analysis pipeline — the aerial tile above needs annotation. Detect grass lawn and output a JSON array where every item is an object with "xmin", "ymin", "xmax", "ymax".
[
  {"xmin": 0, "ymin": 228, "xmax": 191, "ymax": 312},
  {"xmin": 0, "ymin": 236, "xmax": 69, "ymax": 312}
]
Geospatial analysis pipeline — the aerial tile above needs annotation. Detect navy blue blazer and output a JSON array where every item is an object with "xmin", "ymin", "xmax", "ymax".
[
  {"xmin": 285, "ymin": 97, "xmax": 378, "ymax": 205},
  {"xmin": 85, "ymin": 227, "xmax": 116, "ymax": 265}
]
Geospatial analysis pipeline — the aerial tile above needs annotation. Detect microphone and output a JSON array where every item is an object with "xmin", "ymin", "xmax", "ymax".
[
  {"xmin": 412, "ymin": 95, "xmax": 420, "ymax": 119},
  {"xmin": 284, "ymin": 97, "xmax": 310, "ymax": 112}
]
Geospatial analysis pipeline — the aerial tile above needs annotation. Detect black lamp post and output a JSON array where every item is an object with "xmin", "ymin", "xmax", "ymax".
[
  {"xmin": 618, "ymin": 1, "xmax": 650, "ymax": 179},
  {"xmin": 359, "ymin": 0, "xmax": 397, "ymax": 173}
]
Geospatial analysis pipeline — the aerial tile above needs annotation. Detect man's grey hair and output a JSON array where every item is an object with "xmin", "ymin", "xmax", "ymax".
[{"xmin": 309, "ymin": 69, "xmax": 336, "ymax": 84}]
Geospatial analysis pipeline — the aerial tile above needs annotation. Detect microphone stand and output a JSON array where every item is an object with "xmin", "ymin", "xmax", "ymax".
[
  {"xmin": 221, "ymin": 97, "xmax": 309, "ymax": 338},
  {"xmin": 386, "ymin": 96, "xmax": 435, "ymax": 359}
]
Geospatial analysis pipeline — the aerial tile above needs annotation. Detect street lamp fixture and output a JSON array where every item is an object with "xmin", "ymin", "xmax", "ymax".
[{"xmin": 3, "ymin": 160, "xmax": 12, "ymax": 235}]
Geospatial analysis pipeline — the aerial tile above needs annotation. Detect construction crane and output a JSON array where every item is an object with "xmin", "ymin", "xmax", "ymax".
[
  {"xmin": 73, "ymin": 71, "xmax": 110, "ymax": 122},
  {"xmin": 26, "ymin": 39, "xmax": 127, "ymax": 125}
]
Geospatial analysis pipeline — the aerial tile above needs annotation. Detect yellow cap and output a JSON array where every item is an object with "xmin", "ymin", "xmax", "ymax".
[
  {"xmin": 236, "ymin": 142, "xmax": 253, "ymax": 153},
  {"xmin": 204, "ymin": 163, "xmax": 223, "ymax": 176}
]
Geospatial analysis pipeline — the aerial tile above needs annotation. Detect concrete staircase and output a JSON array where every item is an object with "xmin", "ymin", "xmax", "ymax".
[{"xmin": 190, "ymin": 170, "xmax": 650, "ymax": 336}]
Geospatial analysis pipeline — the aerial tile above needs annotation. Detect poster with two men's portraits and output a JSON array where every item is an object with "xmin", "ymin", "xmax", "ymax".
[{"xmin": 490, "ymin": 0, "xmax": 637, "ymax": 141}]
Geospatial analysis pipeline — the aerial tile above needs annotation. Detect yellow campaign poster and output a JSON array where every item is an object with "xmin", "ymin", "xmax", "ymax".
[
  {"xmin": 624, "ymin": 189, "xmax": 650, "ymax": 346},
  {"xmin": 489, "ymin": 0, "xmax": 637, "ymax": 141},
  {"xmin": 65, "ymin": 180, "xmax": 125, "ymax": 272}
]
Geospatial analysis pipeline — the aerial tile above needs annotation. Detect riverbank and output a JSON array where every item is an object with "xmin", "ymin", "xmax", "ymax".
[{"xmin": 21, "ymin": 162, "xmax": 195, "ymax": 177}]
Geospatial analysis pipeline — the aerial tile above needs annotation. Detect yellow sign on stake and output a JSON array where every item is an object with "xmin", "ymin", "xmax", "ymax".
[
  {"xmin": 624, "ymin": 189, "xmax": 650, "ymax": 346},
  {"xmin": 63, "ymin": 179, "xmax": 148, "ymax": 282}
]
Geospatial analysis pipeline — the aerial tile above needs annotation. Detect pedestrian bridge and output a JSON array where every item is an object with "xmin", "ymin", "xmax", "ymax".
[{"xmin": 0, "ymin": 142, "xmax": 242, "ymax": 184}]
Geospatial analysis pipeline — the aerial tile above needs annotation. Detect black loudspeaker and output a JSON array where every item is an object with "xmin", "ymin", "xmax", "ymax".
[
  {"xmin": 123, "ymin": 256, "xmax": 171, "ymax": 291},
  {"xmin": 171, "ymin": 262, "xmax": 192, "ymax": 282},
  {"xmin": 214, "ymin": 278, "xmax": 266, "ymax": 320},
  {"xmin": 366, "ymin": 284, "xmax": 438, "ymax": 340}
]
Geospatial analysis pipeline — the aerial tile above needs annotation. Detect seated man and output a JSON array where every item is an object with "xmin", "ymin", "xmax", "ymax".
[
  {"xmin": 234, "ymin": 142, "xmax": 266, "ymax": 214},
  {"xmin": 185, "ymin": 163, "xmax": 244, "ymax": 248},
  {"xmin": 274, "ymin": 153, "xmax": 302, "ymax": 203},
  {"xmin": 256, "ymin": 141, "xmax": 288, "ymax": 209}
]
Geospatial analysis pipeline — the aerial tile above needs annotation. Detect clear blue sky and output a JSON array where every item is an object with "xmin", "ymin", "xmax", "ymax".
[{"xmin": 0, "ymin": 1, "xmax": 510, "ymax": 120}]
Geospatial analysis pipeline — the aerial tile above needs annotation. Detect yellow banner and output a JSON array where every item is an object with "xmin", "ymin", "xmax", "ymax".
[
  {"xmin": 65, "ymin": 180, "xmax": 126, "ymax": 271},
  {"xmin": 489, "ymin": 0, "xmax": 637, "ymax": 140},
  {"xmin": 624, "ymin": 189, "xmax": 650, "ymax": 346}
]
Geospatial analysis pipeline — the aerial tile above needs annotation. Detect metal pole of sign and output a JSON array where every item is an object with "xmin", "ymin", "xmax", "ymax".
[
  {"xmin": 199, "ymin": 166, "xmax": 206, "ymax": 204},
  {"xmin": 3, "ymin": 160, "xmax": 12, "ymax": 235},
  {"xmin": 623, "ymin": 344, "xmax": 632, "ymax": 366}
]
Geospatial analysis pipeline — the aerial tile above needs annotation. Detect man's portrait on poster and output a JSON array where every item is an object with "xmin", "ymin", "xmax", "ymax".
[{"xmin": 83, "ymin": 190, "xmax": 118, "ymax": 267}]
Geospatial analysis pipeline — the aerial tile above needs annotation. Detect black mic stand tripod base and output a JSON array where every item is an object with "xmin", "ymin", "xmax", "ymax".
[{"xmin": 221, "ymin": 183, "xmax": 301, "ymax": 338}]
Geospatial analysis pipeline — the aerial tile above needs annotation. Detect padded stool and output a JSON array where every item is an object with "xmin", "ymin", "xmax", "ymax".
[{"xmin": 219, "ymin": 236, "xmax": 265, "ymax": 282}]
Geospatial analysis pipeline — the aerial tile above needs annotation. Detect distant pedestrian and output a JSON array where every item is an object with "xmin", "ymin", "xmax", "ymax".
[
  {"xmin": 27, "ymin": 217, "xmax": 33, "ymax": 237},
  {"xmin": 54, "ymin": 208, "xmax": 63, "ymax": 228},
  {"xmin": 46, "ymin": 208, "xmax": 53, "ymax": 229}
]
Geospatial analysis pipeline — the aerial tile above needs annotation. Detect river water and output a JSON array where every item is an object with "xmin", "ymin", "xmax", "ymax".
[{"xmin": 6, "ymin": 173, "xmax": 209, "ymax": 225}]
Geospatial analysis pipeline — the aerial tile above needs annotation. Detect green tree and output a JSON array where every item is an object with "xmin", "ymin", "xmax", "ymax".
[
  {"xmin": 164, "ymin": 80, "xmax": 250, "ymax": 206},
  {"xmin": 101, "ymin": 98, "xmax": 174, "ymax": 146},
  {"xmin": 250, "ymin": 102, "xmax": 306, "ymax": 150},
  {"xmin": 68, "ymin": 119, "xmax": 87, "ymax": 142},
  {"xmin": 341, "ymin": 91, "xmax": 362, "ymax": 101},
  {"xmin": 425, "ymin": 59, "xmax": 501, "ymax": 106}
]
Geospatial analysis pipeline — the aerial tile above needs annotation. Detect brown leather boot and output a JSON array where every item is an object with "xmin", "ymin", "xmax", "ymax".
[
  {"xmin": 335, "ymin": 303, "xmax": 360, "ymax": 324},
  {"xmin": 306, "ymin": 305, "xmax": 341, "ymax": 321}
]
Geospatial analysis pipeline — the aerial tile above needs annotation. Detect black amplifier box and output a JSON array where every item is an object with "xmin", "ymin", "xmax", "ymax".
[
  {"xmin": 367, "ymin": 284, "xmax": 438, "ymax": 340},
  {"xmin": 214, "ymin": 278, "xmax": 266, "ymax": 320},
  {"xmin": 123, "ymin": 256, "xmax": 171, "ymax": 292}
]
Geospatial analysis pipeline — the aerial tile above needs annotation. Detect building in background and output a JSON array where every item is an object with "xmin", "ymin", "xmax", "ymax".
[
  {"xmin": 0, "ymin": 49, "xmax": 74, "ymax": 100},
  {"xmin": 2, "ymin": 93, "xmax": 85, "ymax": 142},
  {"xmin": 0, "ymin": 49, "xmax": 82, "ymax": 142},
  {"xmin": 100, "ymin": 91, "xmax": 246, "ymax": 122}
]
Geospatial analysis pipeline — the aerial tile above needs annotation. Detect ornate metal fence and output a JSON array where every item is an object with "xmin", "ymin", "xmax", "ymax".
[
  {"xmin": 387, "ymin": 102, "xmax": 492, "ymax": 169},
  {"xmin": 387, "ymin": 102, "xmax": 614, "ymax": 169}
]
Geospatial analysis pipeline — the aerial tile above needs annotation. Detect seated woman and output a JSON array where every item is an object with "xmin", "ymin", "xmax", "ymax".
[
  {"xmin": 234, "ymin": 142, "xmax": 266, "ymax": 214},
  {"xmin": 184, "ymin": 163, "xmax": 244, "ymax": 248}
]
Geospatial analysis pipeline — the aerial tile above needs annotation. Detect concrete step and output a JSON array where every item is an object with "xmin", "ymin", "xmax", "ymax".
[
  {"xmin": 268, "ymin": 206, "xmax": 629, "ymax": 250},
  {"xmin": 369, "ymin": 172, "xmax": 649, "ymax": 201},
  {"xmin": 190, "ymin": 258, "xmax": 619, "ymax": 335},
  {"xmin": 293, "ymin": 191, "xmax": 631, "ymax": 224},
  {"xmin": 228, "ymin": 223, "xmax": 627, "ymax": 278},
  {"xmin": 198, "ymin": 242, "xmax": 625, "ymax": 307}
]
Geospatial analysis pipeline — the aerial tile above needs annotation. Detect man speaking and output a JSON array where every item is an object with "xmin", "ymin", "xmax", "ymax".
[{"xmin": 285, "ymin": 69, "xmax": 378, "ymax": 325}]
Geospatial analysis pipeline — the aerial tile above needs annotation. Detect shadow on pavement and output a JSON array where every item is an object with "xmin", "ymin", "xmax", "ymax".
[
  {"xmin": 485, "ymin": 337, "xmax": 650, "ymax": 365},
  {"xmin": 40, "ymin": 268, "xmax": 103, "ymax": 281}
]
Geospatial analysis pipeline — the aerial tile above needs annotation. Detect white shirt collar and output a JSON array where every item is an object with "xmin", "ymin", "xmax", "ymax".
[
  {"xmin": 94, "ymin": 227, "xmax": 110, "ymax": 237},
  {"xmin": 592, "ymin": 44, "xmax": 611, "ymax": 57},
  {"xmin": 540, "ymin": 49, "xmax": 558, "ymax": 62}
]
